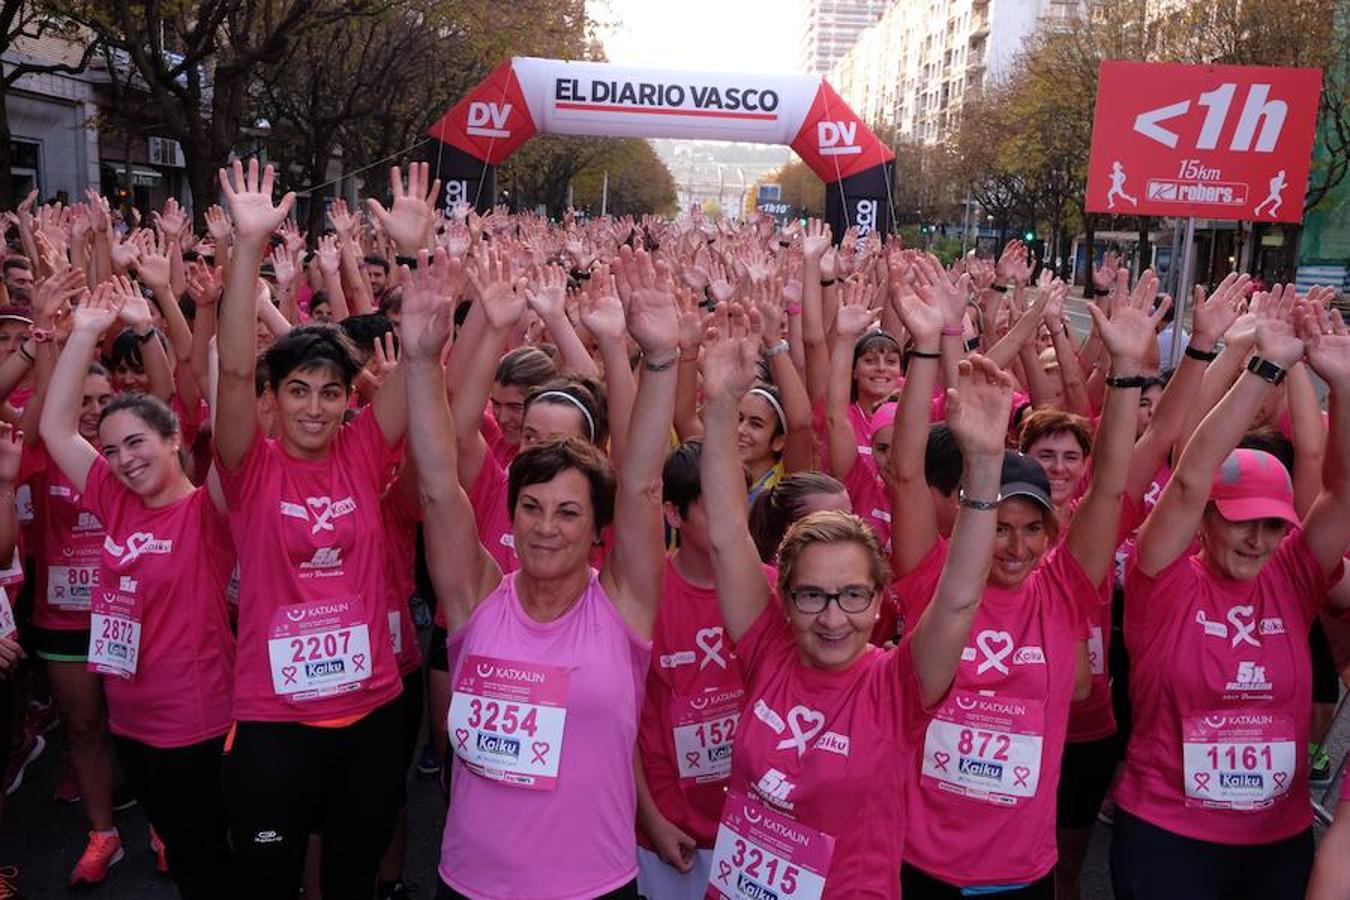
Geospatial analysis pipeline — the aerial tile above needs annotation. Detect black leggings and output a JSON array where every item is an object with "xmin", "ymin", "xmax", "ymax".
[
  {"xmin": 224, "ymin": 698, "xmax": 405, "ymax": 900},
  {"xmin": 1110, "ymin": 808, "xmax": 1312, "ymax": 900},
  {"xmin": 114, "ymin": 734, "xmax": 234, "ymax": 900},
  {"xmin": 436, "ymin": 878, "xmax": 639, "ymax": 900},
  {"xmin": 901, "ymin": 863, "xmax": 1054, "ymax": 898},
  {"xmin": 395, "ymin": 670, "xmax": 424, "ymax": 805}
]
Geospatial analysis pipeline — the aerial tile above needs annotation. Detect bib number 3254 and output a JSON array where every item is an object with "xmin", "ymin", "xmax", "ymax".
[{"xmin": 448, "ymin": 654, "xmax": 569, "ymax": 791}]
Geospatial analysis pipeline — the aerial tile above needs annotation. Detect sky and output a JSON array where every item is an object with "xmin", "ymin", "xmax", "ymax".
[{"xmin": 592, "ymin": 0, "xmax": 802, "ymax": 75}]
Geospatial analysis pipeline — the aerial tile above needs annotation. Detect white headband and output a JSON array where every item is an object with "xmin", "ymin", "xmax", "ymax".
[
  {"xmin": 747, "ymin": 387, "xmax": 787, "ymax": 433},
  {"xmin": 532, "ymin": 390, "xmax": 596, "ymax": 442}
]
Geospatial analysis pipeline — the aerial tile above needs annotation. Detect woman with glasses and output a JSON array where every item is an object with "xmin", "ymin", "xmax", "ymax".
[{"xmin": 697, "ymin": 297, "xmax": 1010, "ymax": 899}]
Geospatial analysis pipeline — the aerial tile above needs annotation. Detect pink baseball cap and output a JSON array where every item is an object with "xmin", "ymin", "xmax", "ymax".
[
  {"xmin": 1210, "ymin": 448, "xmax": 1299, "ymax": 525},
  {"xmin": 868, "ymin": 402, "xmax": 898, "ymax": 438}
]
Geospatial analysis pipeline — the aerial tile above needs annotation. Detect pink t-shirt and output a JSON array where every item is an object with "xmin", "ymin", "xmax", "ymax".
[
  {"xmin": 468, "ymin": 455, "xmax": 520, "ymax": 575},
  {"xmin": 726, "ymin": 602, "xmax": 931, "ymax": 899},
  {"xmin": 638, "ymin": 559, "xmax": 764, "ymax": 848},
  {"xmin": 439, "ymin": 570, "xmax": 650, "ymax": 899},
  {"xmin": 381, "ymin": 485, "xmax": 422, "ymax": 677},
  {"xmin": 896, "ymin": 539, "xmax": 1102, "ymax": 886},
  {"xmin": 1115, "ymin": 532, "xmax": 1341, "ymax": 844},
  {"xmin": 82, "ymin": 457, "xmax": 235, "ymax": 748},
  {"xmin": 483, "ymin": 407, "xmax": 518, "ymax": 469},
  {"xmin": 20, "ymin": 441, "xmax": 105, "ymax": 631},
  {"xmin": 215, "ymin": 407, "xmax": 403, "ymax": 723},
  {"xmin": 842, "ymin": 455, "xmax": 891, "ymax": 552}
]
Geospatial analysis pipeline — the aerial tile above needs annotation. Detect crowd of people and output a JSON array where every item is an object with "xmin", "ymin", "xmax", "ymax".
[{"xmin": 0, "ymin": 156, "xmax": 1345, "ymax": 900}]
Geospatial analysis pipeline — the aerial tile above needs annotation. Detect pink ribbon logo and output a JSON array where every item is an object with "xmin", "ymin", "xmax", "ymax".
[
  {"xmin": 1013, "ymin": 766, "xmax": 1031, "ymax": 787},
  {"xmin": 1193, "ymin": 772, "xmax": 1211, "ymax": 792},
  {"xmin": 531, "ymin": 741, "xmax": 549, "ymax": 765},
  {"xmin": 352, "ymin": 653, "xmax": 366, "ymax": 672},
  {"xmin": 717, "ymin": 860, "xmax": 732, "ymax": 884},
  {"xmin": 454, "ymin": 728, "xmax": 469, "ymax": 751},
  {"xmin": 282, "ymin": 665, "xmax": 297, "ymax": 685},
  {"xmin": 933, "ymin": 751, "xmax": 950, "ymax": 773},
  {"xmin": 94, "ymin": 639, "xmax": 104, "ymax": 655},
  {"xmin": 685, "ymin": 751, "xmax": 701, "ymax": 770},
  {"xmin": 1273, "ymin": 771, "xmax": 1287, "ymax": 789}
]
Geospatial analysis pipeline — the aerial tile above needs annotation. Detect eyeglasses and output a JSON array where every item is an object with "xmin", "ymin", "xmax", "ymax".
[{"xmin": 787, "ymin": 584, "xmax": 877, "ymax": 615}]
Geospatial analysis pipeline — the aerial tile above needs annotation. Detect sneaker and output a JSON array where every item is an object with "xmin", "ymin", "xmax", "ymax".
[
  {"xmin": 415, "ymin": 741, "xmax": 440, "ymax": 778},
  {"xmin": 1310, "ymin": 743, "xmax": 1333, "ymax": 785},
  {"xmin": 111, "ymin": 784, "xmax": 138, "ymax": 812},
  {"xmin": 4, "ymin": 734, "xmax": 45, "ymax": 796},
  {"xmin": 377, "ymin": 879, "xmax": 410, "ymax": 900},
  {"xmin": 1097, "ymin": 795, "xmax": 1116, "ymax": 826},
  {"xmin": 149, "ymin": 826, "xmax": 168, "ymax": 874},
  {"xmin": 69, "ymin": 830, "xmax": 123, "ymax": 886},
  {"xmin": 0, "ymin": 864, "xmax": 20, "ymax": 899},
  {"xmin": 25, "ymin": 699, "xmax": 59, "ymax": 736},
  {"xmin": 52, "ymin": 757, "xmax": 80, "ymax": 804}
]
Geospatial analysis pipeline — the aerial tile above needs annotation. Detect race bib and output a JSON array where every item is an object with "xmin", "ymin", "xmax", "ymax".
[
  {"xmin": 15, "ymin": 484, "xmax": 33, "ymax": 525},
  {"xmin": 388, "ymin": 610, "xmax": 403, "ymax": 657},
  {"xmin": 47, "ymin": 564, "xmax": 97, "ymax": 611},
  {"xmin": 267, "ymin": 599, "xmax": 372, "ymax": 700},
  {"xmin": 1183, "ymin": 710, "xmax": 1296, "ymax": 810},
  {"xmin": 672, "ymin": 686, "xmax": 743, "ymax": 784},
  {"xmin": 706, "ymin": 790, "xmax": 834, "ymax": 900},
  {"xmin": 1087, "ymin": 626, "xmax": 1105, "ymax": 676},
  {"xmin": 448, "ymin": 654, "xmax": 568, "ymax": 791},
  {"xmin": 89, "ymin": 586, "xmax": 142, "ymax": 679},
  {"xmin": 921, "ymin": 689, "xmax": 1046, "ymax": 806},
  {"xmin": 0, "ymin": 587, "xmax": 16, "ymax": 639}
]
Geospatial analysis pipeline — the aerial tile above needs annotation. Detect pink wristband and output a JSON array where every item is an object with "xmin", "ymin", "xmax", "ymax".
[
  {"xmin": 786, "ymin": 303, "xmax": 803, "ymax": 316},
  {"xmin": 940, "ymin": 326, "xmax": 963, "ymax": 337}
]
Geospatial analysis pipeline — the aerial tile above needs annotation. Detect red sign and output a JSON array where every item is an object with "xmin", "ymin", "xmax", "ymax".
[
  {"xmin": 427, "ymin": 60, "xmax": 537, "ymax": 165},
  {"xmin": 789, "ymin": 80, "xmax": 894, "ymax": 182},
  {"xmin": 1085, "ymin": 61, "xmax": 1322, "ymax": 222}
]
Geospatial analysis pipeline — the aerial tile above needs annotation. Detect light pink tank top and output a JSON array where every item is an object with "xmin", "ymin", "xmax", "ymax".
[{"xmin": 439, "ymin": 570, "xmax": 651, "ymax": 899}]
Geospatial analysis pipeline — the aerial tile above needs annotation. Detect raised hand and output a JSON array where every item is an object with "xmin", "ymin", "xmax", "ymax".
[
  {"xmin": 204, "ymin": 204, "xmax": 233, "ymax": 242},
  {"xmin": 110, "ymin": 275, "xmax": 155, "ymax": 332},
  {"xmin": 0, "ymin": 421, "xmax": 23, "ymax": 484},
  {"xmin": 465, "ymin": 246, "xmax": 525, "ymax": 331},
  {"xmin": 277, "ymin": 219, "xmax": 306, "ymax": 257},
  {"xmin": 674, "ymin": 284, "xmax": 706, "ymax": 356},
  {"xmin": 71, "ymin": 281, "xmax": 123, "ymax": 336},
  {"xmin": 996, "ymin": 239, "xmax": 1032, "ymax": 286},
  {"xmin": 1252, "ymin": 284, "xmax": 1304, "ymax": 368},
  {"xmin": 834, "ymin": 277, "xmax": 879, "ymax": 339},
  {"xmin": 269, "ymin": 244, "xmax": 297, "ymax": 288},
  {"xmin": 399, "ymin": 248, "xmax": 456, "ymax": 360},
  {"xmin": 84, "ymin": 188, "xmax": 111, "ymax": 234},
  {"xmin": 750, "ymin": 278, "xmax": 784, "ymax": 349},
  {"xmin": 1039, "ymin": 278, "xmax": 1069, "ymax": 329},
  {"xmin": 315, "ymin": 234, "xmax": 341, "ymax": 276},
  {"xmin": 153, "ymin": 198, "xmax": 189, "ymax": 245},
  {"xmin": 1091, "ymin": 249, "xmax": 1121, "ymax": 291},
  {"xmin": 912, "ymin": 253, "xmax": 970, "ymax": 329},
  {"xmin": 217, "ymin": 158, "xmax": 295, "ymax": 245},
  {"xmin": 892, "ymin": 271, "xmax": 946, "ymax": 346},
  {"xmin": 366, "ymin": 162, "xmax": 440, "ymax": 256},
  {"xmin": 1088, "ymin": 268, "xmax": 1165, "ymax": 371},
  {"xmin": 579, "ymin": 266, "xmax": 627, "ymax": 345},
  {"xmin": 185, "ymin": 260, "xmax": 222, "ymax": 308},
  {"xmin": 620, "ymin": 250, "xmax": 679, "ymax": 356},
  {"xmin": 523, "ymin": 264, "xmax": 568, "ymax": 321},
  {"xmin": 133, "ymin": 230, "xmax": 173, "ymax": 290},
  {"xmin": 1296, "ymin": 298, "xmax": 1350, "ymax": 388},
  {"xmin": 801, "ymin": 219, "xmax": 831, "ymax": 263},
  {"xmin": 31, "ymin": 267, "xmax": 85, "ymax": 325},
  {"xmin": 946, "ymin": 354, "xmax": 1016, "ymax": 458},
  {"xmin": 1190, "ymin": 272, "xmax": 1249, "ymax": 346},
  {"xmin": 699, "ymin": 304, "xmax": 760, "ymax": 403}
]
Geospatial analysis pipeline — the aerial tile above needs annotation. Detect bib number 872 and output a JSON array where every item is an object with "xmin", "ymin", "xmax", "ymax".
[
  {"xmin": 958, "ymin": 728, "xmax": 1010, "ymax": 760},
  {"xmin": 731, "ymin": 839, "xmax": 800, "ymax": 894}
]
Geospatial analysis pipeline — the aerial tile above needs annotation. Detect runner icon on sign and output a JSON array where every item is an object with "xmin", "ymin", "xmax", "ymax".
[
  {"xmin": 1253, "ymin": 169, "xmax": 1287, "ymax": 218},
  {"xmin": 1106, "ymin": 161, "xmax": 1138, "ymax": 209}
]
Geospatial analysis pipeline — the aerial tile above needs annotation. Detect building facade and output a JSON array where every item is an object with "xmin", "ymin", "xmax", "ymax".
[{"xmin": 798, "ymin": 0, "xmax": 892, "ymax": 76}]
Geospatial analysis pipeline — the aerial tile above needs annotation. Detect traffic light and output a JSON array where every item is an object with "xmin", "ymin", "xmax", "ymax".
[{"xmin": 1023, "ymin": 230, "xmax": 1035, "ymax": 241}]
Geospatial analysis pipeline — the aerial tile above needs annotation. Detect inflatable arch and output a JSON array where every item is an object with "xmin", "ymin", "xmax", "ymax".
[{"xmin": 426, "ymin": 57, "xmax": 895, "ymax": 238}]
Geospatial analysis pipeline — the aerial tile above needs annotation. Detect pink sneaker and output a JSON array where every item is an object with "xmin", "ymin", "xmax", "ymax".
[
  {"xmin": 149, "ymin": 826, "xmax": 168, "ymax": 874},
  {"xmin": 69, "ymin": 829, "xmax": 123, "ymax": 886}
]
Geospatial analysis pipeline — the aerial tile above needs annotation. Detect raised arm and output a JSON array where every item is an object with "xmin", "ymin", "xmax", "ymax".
[
  {"xmin": 525, "ymin": 264, "xmax": 599, "ymax": 379},
  {"xmin": 1136, "ymin": 287, "xmax": 1305, "ymax": 576},
  {"xmin": 1066, "ymin": 271, "xmax": 1167, "ymax": 585},
  {"xmin": 700, "ymin": 307, "xmax": 772, "ymax": 642},
  {"xmin": 214, "ymin": 159, "xmax": 295, "ymax": 470},
  {"xmin": 1042, "ymin": 279, "xmax": 1092, "ymax": 416},
  {"xmin": 602, "ymin": 250, "xmax": 679, "ymax": 639},
  {"xmin": 910, "ymin": 355, "xmax": 1010, "ymax": 707},
  {"xmin": 400, "ymin": 249, "xmax": 500, "ymax": 631},
  {"xmin": 799, "ymin": 219, "xmax": 833, "ymax": 406},
  {"xmin": 38, "ymin": 283, "xmax": 123, "ymax": 492},
  {"xmin": 111, "ymin": 275, "xmax": 174, "ymax": 404},
  {"xmin": 1294, "ymin": 302, "xmax": 1350, "ymax": 578},
  {"xmin": 752, "ymin": 279, "xmax": 814, "ymax": 473},
  {"xmin": 577, "ymin": 265, "xmax": 637, "ymax": 465}
]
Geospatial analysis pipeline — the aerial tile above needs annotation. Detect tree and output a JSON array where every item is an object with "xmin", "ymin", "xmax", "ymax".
[
  {"xmin": 0, "ymin": 2, "xmax": 100, "ymax": 207},
  {"xmin": 570, "ymin": 139, "xmax": 677, "ymax": 217},
  {"xmin": 55, "ymin": 0, "xmax": 383, "ymax": 225},
  {"xmin": 762, "ymin": 158, "xmax": 825, "ymax": 218}
]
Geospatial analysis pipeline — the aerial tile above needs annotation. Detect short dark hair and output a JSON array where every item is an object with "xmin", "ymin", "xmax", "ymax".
[
  {"xmin": 339, "ymin": 312, "xmax": 396, "ymax": 356},
  {"xmin": 496, "ymin": 346, "xmax": 558, "ymax": 389},
  {"xmin": 261, "ymin": 323, "xmax": 361, "ymax": 393},
  {"xmin": 107, "ymin": 327, "xmax": 168, "ymax": 372},
  {"xmin": 1238, "ymin": 427, "xmax": 1295, "ymax": 475},
  {"xmin": 2, "ymin": 257, "xmax": 31, "ymax": 273},
  {"xmin": 1018, "ymin": 409, "xmax": 1094, "ymax": 457},
  {"xmin": 525, "ymin": 377, "xmax": 609, "ymax": 446},
  {"xmin": 377, "ymin": 289, "xmax": 403, "ymax": 316},
  {"xmin": 507, "ymin": 437, "xmax": 616, "ymax": 537},
  {"xmin": 98, "ymin": 392, "xmax": 179, "ymax": 439},
  {"xmin": 924, "ymin": 423, "xmax": 963, "ymax": 497},
  {"xmin": 363, "ymin": 255, "xmax": 390, "ymax": 275},
  {"xmin": 663, "ymin": 440, "xmax": 703, "ymax": 518},
  {"xmin": 748, "ymin": 471, "xmax": 847, "ymax": 563}
]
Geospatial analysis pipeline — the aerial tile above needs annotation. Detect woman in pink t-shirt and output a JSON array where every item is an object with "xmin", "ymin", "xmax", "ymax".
[
  {"xmin": 403, "ymin": 246, "xmax": 677, "ymax": 899},
  {"xmin": 699, "ymin": 306, "xmax": 1012, "ymax": 899},
  {"xmin": 40, "ymin": 285, "xmax": 236, "ymax": 899},
  {"xmin": 1112, "ymin": 291, "xmax": 1350, "ymax": 900},
  {"xmin": 212, "ymin": 159, "xmax": 413, "ymax": 900},
  {"xmin": 888, "ymin": 270, "xmax": 1161, "ymax": 897}
]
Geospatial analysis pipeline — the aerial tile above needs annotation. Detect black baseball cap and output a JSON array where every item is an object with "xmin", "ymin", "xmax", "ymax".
[{"xmin": 1000, "ymin": 451, "xmax": 1053, "ymax": 511}]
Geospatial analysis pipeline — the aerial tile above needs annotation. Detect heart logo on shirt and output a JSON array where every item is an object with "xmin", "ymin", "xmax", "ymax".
[
  {"xmin": 1273, "ymin": 771, "xmax": 1288, "ymax": 789},
  {"xmin": 351, "ymin": 653, "xmax": 366, "ymax": 672},
  {"xmin": 454, "ymin": 728, "xmax": 469, "ymax": 751},
  {"xmin": 1013, "ymin": 765, "xmax": 1031, "ymax": 787},
  {"xmin": 281, "ymin": 666, "xmax": 297, "ymax": 685},
  {"xmin": 306, "ymin": 496, "xmax": 336, "ymax": 533},
  {"xmin": 775, "ymin": 705, "xmax": 825, "ymax": 757},
  {"xmin": 933, "ymin": 751, "xmax": 951, "ymax": 772},
  {"xmin": 122, "ymin": 532, "xmax": 155, "ymax": 563},
  {"xmin": 975, "ymin": 630, "xmax": 1015, "ymax": 676},
  {"xmin": 531, "ymin": 741, "xmax": 550, "ymax": 764},
  {"xmin": 695, "ymin": 627, "xmax": 727, "ymax": 669}
]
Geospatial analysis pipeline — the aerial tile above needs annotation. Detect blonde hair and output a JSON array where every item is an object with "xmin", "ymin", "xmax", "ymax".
[{"xmin": 776, "ymin": 510, "xmax": 891, "ymax": 600}]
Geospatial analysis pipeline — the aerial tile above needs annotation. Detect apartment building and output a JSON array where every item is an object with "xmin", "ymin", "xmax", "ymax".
[
  {"xmin": 830, "ymin": 0, "xmax": 1082, "ymax": 142},
  {"xmin": 799, "ymin": 0, "xmax": 892, "ymax": 76}
]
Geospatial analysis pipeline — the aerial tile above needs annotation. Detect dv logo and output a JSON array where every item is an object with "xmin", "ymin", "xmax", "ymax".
[
  {"xmin": 466, "ymin": 102, "xmax": 512, "ymax": 139},
  {"xmin": 817, "ymin": 120, "xmax": 861, "ymax": 157}
]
